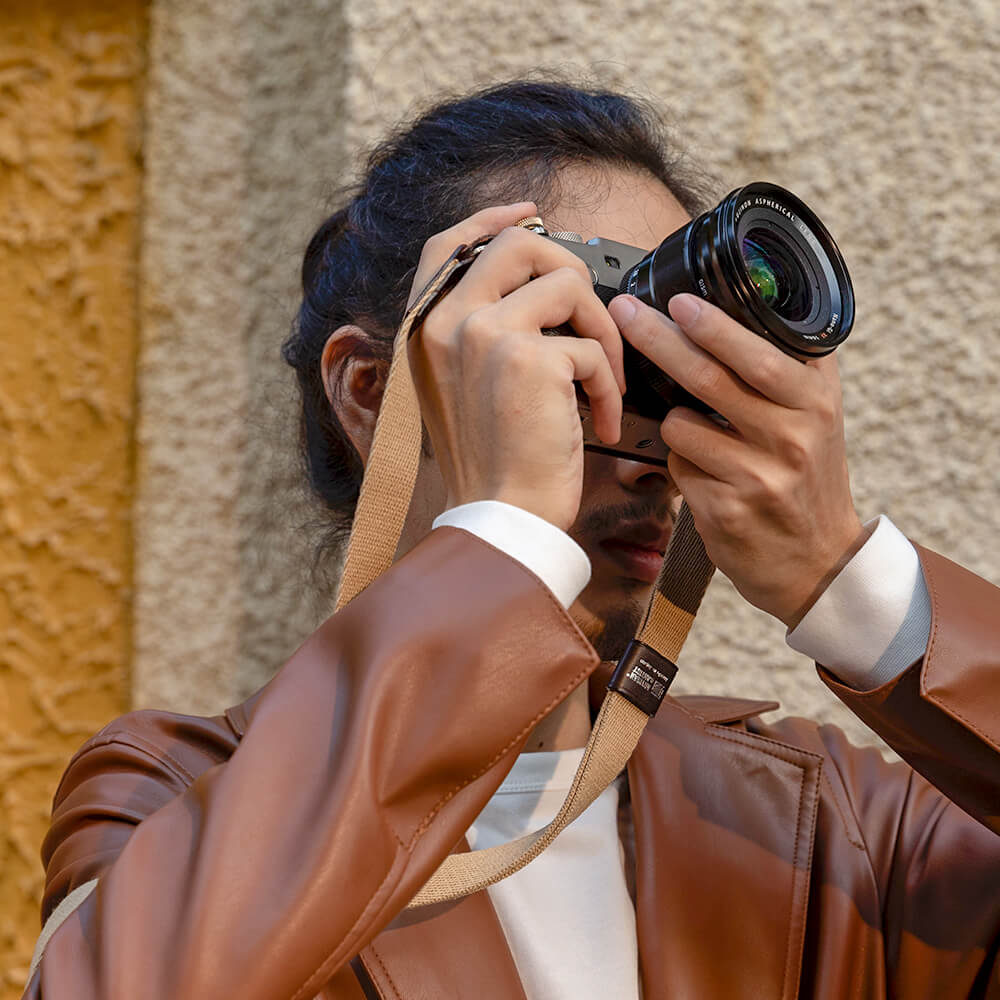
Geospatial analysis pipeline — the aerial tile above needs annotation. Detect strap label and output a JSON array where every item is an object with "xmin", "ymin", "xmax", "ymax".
[{"xmin": 608, "ymin": 640, "xmax": 678, "ymax": 716}]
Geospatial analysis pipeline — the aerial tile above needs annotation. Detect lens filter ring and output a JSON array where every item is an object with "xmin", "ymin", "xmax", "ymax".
[{"xmin": 706, "ymin": 183, "xmax": 854, "ymax": 358}]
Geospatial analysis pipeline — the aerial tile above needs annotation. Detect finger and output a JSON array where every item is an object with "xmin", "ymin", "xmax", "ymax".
[
  {"xmin": 546, "ymin": 337, "xmax": 623, "ymax": 444},
  {"xmin": 659, "ymin": 407, "xmax": 750, "ymax": 484},
  {"xmin": 489, "ymin": 268, "xmax": 626, "ymax": 393},
  {"xmin": 454, "ymin": 225, "xmax": 593, "ymax": 303},
  {"xmin": 609, "ymin": 295, "xmax": 766, "ymax": 426},
  {"xmin": 667, "ymin": 449, "xmax": 719, "ymax": 492},
  {"xmin": 408, "ymin": 202, "xmax": 538, "ymax": 306},
  {"xmin": 666, "ymin": 294, "xmax": 818, "ymax": 409},
  {"xmin": 666, "ymin": 451, "xmax": 743, "ymax": 540}
]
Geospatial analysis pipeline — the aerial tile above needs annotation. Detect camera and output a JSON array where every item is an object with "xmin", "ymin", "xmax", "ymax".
[{"xmin": 527, "ymin": 182, "xmax": 855, "ymax": 467}]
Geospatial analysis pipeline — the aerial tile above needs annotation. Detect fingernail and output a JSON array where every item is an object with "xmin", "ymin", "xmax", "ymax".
[
  {"xmin": 609, "ymin": 295, "xmax": 637, "ymax": 326},
  {"xmin": 669, "ymin": 294, "xmax": 701, "ymax": 327}
]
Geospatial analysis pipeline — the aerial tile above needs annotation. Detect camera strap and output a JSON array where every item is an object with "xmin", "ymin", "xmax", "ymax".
[{"xmin": 335, "ymin": 234, "xmax": 715, "ymax": 909}]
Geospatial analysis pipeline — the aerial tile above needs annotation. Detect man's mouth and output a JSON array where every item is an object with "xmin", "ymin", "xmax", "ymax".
[{"xmin": 598, "ymin": 521, "xmax": 673, "ymax": 584}]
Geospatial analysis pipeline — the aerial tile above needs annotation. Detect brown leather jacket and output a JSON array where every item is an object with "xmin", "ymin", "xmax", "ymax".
[{"xmin": 24, "ymin": 528, "xmax": 1000, "ymax": 999}]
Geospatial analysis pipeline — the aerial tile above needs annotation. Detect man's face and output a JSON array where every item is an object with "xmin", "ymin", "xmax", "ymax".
[
  {"xmin": 542, "ymin": 167, "xmax": 691, "ymax": 659},
  {"xmin": 396, "ymin": 165, "xmax": 692, "ymax": 660}
]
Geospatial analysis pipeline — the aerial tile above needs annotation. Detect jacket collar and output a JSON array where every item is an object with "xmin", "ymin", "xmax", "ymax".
[
  {"xmin": 357, "ymin": 693, "xmax": 821, "ymax": 1000},
  {"xmin": 587, "ymin": 659, "xmax": 779, "ymax": 726},
  {"xmin": 672, "ymin": 692, "xmax": 780, "ymax": 725}
]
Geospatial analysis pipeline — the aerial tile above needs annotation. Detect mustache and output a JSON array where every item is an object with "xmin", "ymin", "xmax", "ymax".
[{"xmin": 573, "ymin": 498, "xmax": 676, "ymax": 539}]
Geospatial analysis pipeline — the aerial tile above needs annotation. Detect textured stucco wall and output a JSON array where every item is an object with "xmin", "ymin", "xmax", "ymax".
[
  {"xmin": 337, "ymin": 0, "xmax": 1000, "ymax": 740},
  {"xmin": 135, "ymin": 0, "xmax": 999, "ymax": 753},
  {"xmin": 0, "ymin": 1, "xmax": 144, "ymax": 992},
  {"xmin": 132, "ymin": 0, "xmax": 251, "ymax": 712},
  {"xmin": 134, "ymin": 0, "xmax": 348, "ymax": 712}
]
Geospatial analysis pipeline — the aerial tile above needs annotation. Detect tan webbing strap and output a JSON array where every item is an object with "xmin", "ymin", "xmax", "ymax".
[
  {"xmin": 336, "ymin": 239, "xmax": 489, "ymax": 611},
  {"xmin": 407, "ymin": 689, "xmax": 648, "ymax": 905},
  {"xmin": 405, "ymin": 505, "xmax": 712, "ymax": 908},
  {"xmin": 332, "ymin": 232, "xmax": 714, "ymax": 909},
  {"xmin": 27, "ymin": 878, "xmax": 99, "ymax": 982},
  {"xmin": 636, "ymin": 502, "xmax": 715, "ymax": 659}
]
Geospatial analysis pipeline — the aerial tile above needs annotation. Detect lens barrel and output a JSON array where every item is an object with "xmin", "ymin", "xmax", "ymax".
[{"xmin": 625, "ymin": 182, "xmax": 854, "ymax": 361}]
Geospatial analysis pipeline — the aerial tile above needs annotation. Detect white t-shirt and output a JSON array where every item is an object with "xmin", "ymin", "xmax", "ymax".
[{"xmin": 467, "ymin": 749, "xmax": 640, "ymax": 1000}]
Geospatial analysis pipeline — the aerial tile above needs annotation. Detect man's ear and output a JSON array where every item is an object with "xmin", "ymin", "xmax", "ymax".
[{"xmin": 320, "ymin": 325, "xmax": 386, "ymax": 465}]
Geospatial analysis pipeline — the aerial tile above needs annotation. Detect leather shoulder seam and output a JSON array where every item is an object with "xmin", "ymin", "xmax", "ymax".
[{"xmin": 73, "ymin": 730, "xmax": 197, "ymax": 787}]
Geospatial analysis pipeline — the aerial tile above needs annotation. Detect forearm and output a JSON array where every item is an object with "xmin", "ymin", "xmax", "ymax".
[{"xmin": 26, "ymin": 528, "xmax": 598, "ymax": 1000}]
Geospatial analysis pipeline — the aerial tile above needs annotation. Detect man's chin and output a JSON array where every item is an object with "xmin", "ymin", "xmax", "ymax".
[{"xmin": 570, "ymin": 592, "xmax": 646, "ymax": 662}]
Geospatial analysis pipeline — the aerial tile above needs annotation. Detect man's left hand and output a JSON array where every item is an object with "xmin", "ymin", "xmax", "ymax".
[{"xmin": 608, "ymin": 292, "xmax": 866, "ymax": 629}]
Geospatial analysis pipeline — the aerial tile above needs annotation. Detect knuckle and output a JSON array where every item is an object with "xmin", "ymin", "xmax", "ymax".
[
  {"xmin": 557, "ymin": 249, "xmax": 591, "ymax": 281},
  {"xmin": 421, "ymin": 309, "xmax": 447, "ymax": 345},
  {"xmin": 558, "ymin": 264, "xmax": 593, "ymax": 295},
  {"xmin": 626, "ymin": 307, "xmax": 659, "ymax": 347},
  {"xmin": 712, "ymin": 497, "xmax": 746, "ymax": 538},
  {"xmin": 577, "ymin": 334, "xmax": 604, "ymax": 360},
  {"xmin": 755, "ymin": 352, "xmax": 783, "ymax": 390},
  {"xmin": 494, "ymin": 225, "xmax": 532, "ymax": 251},
  {"xmin": 687, "ymin": 360, "xmax": 725, "ymax": 399},
  {"xmin": 776, "ymin": 427, "xmax": 812, "ymax": 469},
  {"xmin": 502, "ymin": 338, "xmax": 540, "ymax": 376},
  {"xmin": 421, "ymin": 229, "xmax": 453, "ymax": 261},
  {"xmin": 421, "ymin": 301, "xmax": 457, "ymax": 345},
  {"xmin": 813, "ymin": 390, "xmax": 838, "ymax": 427},
  {"xmin": 459, "ymin": 308, "xmax": 500, "ymax": 344},
  {"xmin": 659, "ymin": 409, "xmax": 686, "ymax": 445},
  {"xmin": 744, "ymin": 464, "xmax": 783, "ymax": 508}
]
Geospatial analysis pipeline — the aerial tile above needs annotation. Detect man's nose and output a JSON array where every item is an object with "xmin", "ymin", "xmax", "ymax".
[{"xmin": 614, "ymin": 457, "xmax": 672, "ymax": 495}]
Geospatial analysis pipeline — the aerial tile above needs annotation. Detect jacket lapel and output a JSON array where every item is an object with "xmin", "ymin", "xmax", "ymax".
[
  {"xmin": 356, "ymin": 690, "xmax": 821, "ymax": 1000},
  {"xmin": 357, "ymin": 849, "xmax": 526, "ymax": 1000},
  {"xmin": 629, "ymin": 696, "xmax": 822, "ymax": 1000}
]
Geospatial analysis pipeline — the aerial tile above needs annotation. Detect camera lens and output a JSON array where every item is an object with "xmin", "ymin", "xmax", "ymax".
[
  {"xmin": 740, "ymin": 228, "xmax": 812, "ymax": 322},
  {"xmin": 624, "ymin": 182, "xmax": 853, "ymax": 363}
]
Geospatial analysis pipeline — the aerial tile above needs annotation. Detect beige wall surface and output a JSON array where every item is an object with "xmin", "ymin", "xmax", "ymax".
[
  {"xmin": 338, "ymin": 0, "xmax": 1000, "ymax": 732},
  {"xmin": 133, "ymin": 0, "xmax": 350, "ymax": 712},
  {"xmin": 0, "ymin": 1, "xmax": 145, "ymax": 993},
  {"xmin": 137, "ymin": 0, "xmax": 999, "ymax": 746}
]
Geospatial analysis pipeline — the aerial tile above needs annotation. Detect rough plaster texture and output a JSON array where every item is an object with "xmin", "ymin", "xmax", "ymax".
[
  {"xmin": 136, "ymin": 0, "xmax": 999, "ymax": 755},
  {"xmin": 337, "ymin": 0, "xmax": 1000, "ymax": 744},
  {"xmin": 134, "ymin": 0, "xmax": 347, "ymax": 712},
  {"xmin": 132, "ymin": 0, "xmax": 251, "ymax": 711},
  {"xmin": 0, "ymin": 1, "xmax": 143, "ymax": 992}
]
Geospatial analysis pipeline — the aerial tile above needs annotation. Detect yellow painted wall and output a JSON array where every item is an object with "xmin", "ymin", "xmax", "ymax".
[{"xmin": 0, "ymin": 1, "xmax": 145, "ymax": 992}]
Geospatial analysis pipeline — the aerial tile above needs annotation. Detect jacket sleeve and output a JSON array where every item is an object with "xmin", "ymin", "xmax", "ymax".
[
  {"xmin": 23, "ymin": 527, "xmax": 599, "ymax": 1000},
  {"xmin": 820, "ymin": 544, "xmax": 1000, "ymax": 836},
  {"xmin": 814, "ymin": 545, "xmax": 1000, "ymax": 995}
]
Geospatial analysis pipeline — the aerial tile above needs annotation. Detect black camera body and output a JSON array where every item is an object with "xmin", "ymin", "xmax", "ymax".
[{"xmin": 531, "ymin": 182, "xmax": 855, "ymax": 468}]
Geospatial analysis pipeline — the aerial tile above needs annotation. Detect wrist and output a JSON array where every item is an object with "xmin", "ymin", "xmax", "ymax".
[
  {"xmin": 780, "ymin": 516, "xmax": 871, "ymax": 629},
  {"xmin": 449, "ymin": 488, "xmax": 578, "ymax": 533},
  {"xmin": 433, "ymin": 500, "xmax": 591, "ymax": 608}
]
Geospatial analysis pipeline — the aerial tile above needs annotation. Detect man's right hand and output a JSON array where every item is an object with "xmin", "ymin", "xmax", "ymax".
[{"xmin": 408, "ymin": 203, "xmax": 625, "ymax": 532}]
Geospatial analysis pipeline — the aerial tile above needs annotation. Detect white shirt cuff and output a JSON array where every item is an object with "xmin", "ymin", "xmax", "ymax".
[
  {"xmin": 432, "ymin": 501, "xmax": 592, "ymax": 609},
  {"xmin": 786, "ymin": 515, "xmax": 930, "ymax": 689}
]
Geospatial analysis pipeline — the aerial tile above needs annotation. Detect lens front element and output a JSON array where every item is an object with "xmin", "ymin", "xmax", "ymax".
[{"xmin": 740, "ymin": 228, "xmax": 812, "ymax": 322}]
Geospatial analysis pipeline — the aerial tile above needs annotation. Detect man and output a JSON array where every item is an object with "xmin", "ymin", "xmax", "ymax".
[{"xmin": 25, "ymin": 82, "xmax": 1000, "ymax": 999}]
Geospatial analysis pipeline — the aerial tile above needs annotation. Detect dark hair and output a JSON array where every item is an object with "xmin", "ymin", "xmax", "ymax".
[{"xmin": 281, "ymin": 78, "xmax": 712, "ymax": 553}]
